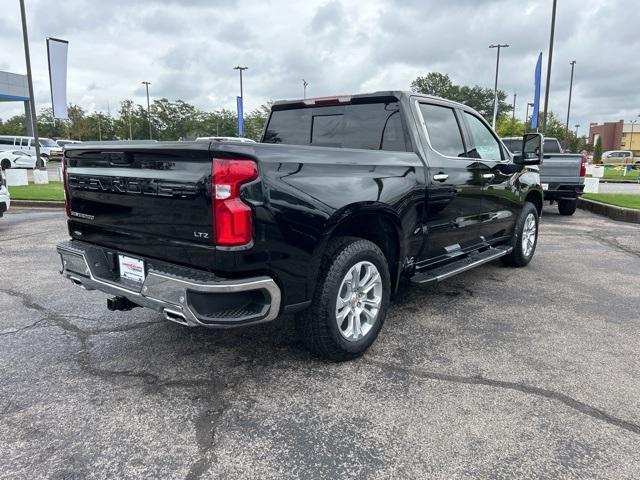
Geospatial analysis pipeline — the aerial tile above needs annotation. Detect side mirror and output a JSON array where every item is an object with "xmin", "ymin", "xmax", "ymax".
[{"xmin": 514, "ymin": 133, "xmax": 543, "ymax": 165}]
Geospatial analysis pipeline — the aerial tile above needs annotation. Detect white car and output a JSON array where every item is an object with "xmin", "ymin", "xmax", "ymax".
[
  {"xmin": 0, "ymin": 170, "xmax": 9, "ymax": 218},
  {"xmin": 0, "ymin": 150, "xmax": 48, "ymax": 170},
  {"xmin": 0, "ymin": 135, "xmax": 63, "ymax": 160}
]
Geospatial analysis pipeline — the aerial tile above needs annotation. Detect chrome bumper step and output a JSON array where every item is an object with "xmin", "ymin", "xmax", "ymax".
[{"xmin": 57, "ymin": 240, "xmax": 281, "ymax": 328}]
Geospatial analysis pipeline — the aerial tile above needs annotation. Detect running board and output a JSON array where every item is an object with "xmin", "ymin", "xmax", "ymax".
[{"xmin": 410, "ymin": 246, "xmax": 513, "ymax": 286}]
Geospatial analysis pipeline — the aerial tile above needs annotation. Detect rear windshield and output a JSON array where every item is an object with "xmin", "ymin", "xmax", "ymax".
[
  {"xmin": 263, "ymin": 101, "xmax": 409, "ymax": 152},
  {"xmin": 543, "ymin": 139, "xmax": 562, "ymax": 153}
]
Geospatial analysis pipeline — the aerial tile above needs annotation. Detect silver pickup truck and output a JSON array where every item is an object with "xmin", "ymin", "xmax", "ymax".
[{"xmin": 502, "ymin": 137, "xmax": 586, "ymax": 215}]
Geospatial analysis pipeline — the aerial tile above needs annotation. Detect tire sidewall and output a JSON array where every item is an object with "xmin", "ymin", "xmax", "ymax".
[
  {"xmin": 324, "ymin": 245, "xmax": 390, "ymax": 354},
  {"xmin": 512, "ymin": 203, "xmax": 539, "ymax": 266}
]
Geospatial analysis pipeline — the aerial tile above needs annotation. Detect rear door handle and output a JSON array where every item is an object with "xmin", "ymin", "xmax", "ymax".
[
  {"xmin": 482, "ymin": 173, "xmax": 495, "ymax": 180},
  {"xmin": 433, "ymin": 174, "xmax": 449, "ymax": 182}
]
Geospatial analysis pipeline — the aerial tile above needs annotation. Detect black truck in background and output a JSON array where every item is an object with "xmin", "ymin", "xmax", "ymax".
[{"xmin": 57, "ymin": 91, "xmax": 544, "ymax": 361}]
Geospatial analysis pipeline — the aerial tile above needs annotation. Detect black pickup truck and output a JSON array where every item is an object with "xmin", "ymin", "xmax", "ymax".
[{"xmin": 57, "ymin": 91, "xmax": 543, "ymax": 361}]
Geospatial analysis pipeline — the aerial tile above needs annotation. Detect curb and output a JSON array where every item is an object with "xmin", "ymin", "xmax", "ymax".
[
  {"xmin": 11, "ymin": 200, "xmax": 65, "ymax": 209},
  {"xmin": 577, "ymin": 198, "xmax": 640, "ymax": 224}
]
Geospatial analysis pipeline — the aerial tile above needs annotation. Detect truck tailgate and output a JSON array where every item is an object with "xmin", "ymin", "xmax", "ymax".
[
  {"xmin": 65, "ymin": 143, "xmax": 215, "ymax": 267},
  {"xmin": 540, "ymin": 154, "xmax": 584, "ymax": 185}
]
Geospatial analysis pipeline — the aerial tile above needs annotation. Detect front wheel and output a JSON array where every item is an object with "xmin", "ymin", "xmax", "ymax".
[
  {"xmin": 501, "ymin": 202, "xmax": 539, "ymax": 268},
  {"xmin": 1, "ymin": 159, "xmax": 11, "ymax": 170},
  {"xmin": 295, "ymin": 237, "xmax": 390, "ymax": 361},
  {"xmin": 558, "ymin": 199, "xmax": 577, "ymax": 216}
]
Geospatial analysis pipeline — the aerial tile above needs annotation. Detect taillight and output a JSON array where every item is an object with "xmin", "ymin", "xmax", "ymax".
[
  {"xmin": 579, "ymin": 154, "xmax": 587, "ymax": 177},
  {"xmin": 62, "ymin": 156, "xmax": 71, "ymax": 218},
  {"xmin": 212, "ymin": 158, "xmax": 258, "ymax": 246}
]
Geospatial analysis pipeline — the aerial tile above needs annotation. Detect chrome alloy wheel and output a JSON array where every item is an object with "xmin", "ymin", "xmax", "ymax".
[
  {"xmin": 335, "ymin": 261, "xmax": 383, "ymax": 342},
  {"xmin": 522, "ymin": 213, "xmax": 537, "ymax": 257}
]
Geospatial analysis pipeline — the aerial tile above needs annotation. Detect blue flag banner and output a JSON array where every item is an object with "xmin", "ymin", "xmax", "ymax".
[
  {"xmin": 237, "ymin": 96, "xmax": 244, "ymax": 137},
  {"xmin": 531, "ymin": 52, "xmax": 542, "ymax": 130}
]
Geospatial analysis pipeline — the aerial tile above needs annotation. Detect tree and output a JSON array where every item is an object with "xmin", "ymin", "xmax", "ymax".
[
  {"xmin": 411, "ymin": 72, "xmax": 512, "ymax": 121},
  {"xmin": 496, "ymin": 115, "xmax": 525, "ymax": 137},
  {"xmin": 593, "ymin": 137, "xmax": 603, "ymax": 164}
]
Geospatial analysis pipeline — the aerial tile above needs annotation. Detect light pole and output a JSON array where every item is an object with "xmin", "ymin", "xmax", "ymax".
[
  {"xmin": 565, "ymin": 60, "xmax": 576, "ymax": 135},
  {"xmin": 526, "ymin": 102, "xmax": 534, "ymax": 131},
  {"xmin": 141, "ymin": 81, "xmax": 152, "ymax": 139},
  {"xmin": 512, "ymin": 91, "xmax": 517, "ymax": 121},
  {"xmin": 302, "ymin": 79, "xmax": 309, "ymax": 99},
  {"xmin": 542, "ymin": 0, "xmax": 558, "ymax": 133},
  {"xmin": 233, "ymin": 66, "xmax": 248, "ymax": 136},
  {"xmin": 19, "ymin": 0, "xmax": 43, "ymax": 168},
  {"xmin": 489, "ymin": 43, "xmax": 509, "ymax": 129},
  {"xmin": 574, "ymin": 124, "xmax": 580, "ymax": 137}
]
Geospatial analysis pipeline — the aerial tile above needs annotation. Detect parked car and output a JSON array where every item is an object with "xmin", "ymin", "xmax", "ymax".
[
  {"xmin": 56, "ymin": 139, "xmax": 83, "ymax": 148},
  {"xmin": 502, "ymin": 136, "xmax": 586, "ymax": 215},
  {"xmin": 0, "ymin": 150, "xmax": 48, "ymax": 170},
  {"xmin": 0, "ymin": 169, "xmax": 9, "ymax": 218},
  {"xmin": 195, "ymin": 136, "xmax": 256, "ymax": 143},
  {"xmin": 601, "ymin": 150, "xmax": 636, "ymax": 165},
  {"xmin": 57, "ymin": 91, "xmax": 544, "ymax": 361},
  {"xmin": 0, "ymin": 135, "xmax": 63, "ymax": 161}
]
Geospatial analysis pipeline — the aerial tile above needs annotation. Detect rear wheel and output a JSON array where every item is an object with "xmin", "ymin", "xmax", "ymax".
[
  {"xmin": 558, "ymin": 199, "xmax": 577, "ymax": 216},
  {"xmin": 1, "ymin": 159, "xmax": 10, "ymax": 170},
  {"xmin": 501, "ymin": 202, "xmax": 539, "ymax": 268},
  {"xmin": 295, "ymin": 237, "xmax": 390, "ymax": 361}
]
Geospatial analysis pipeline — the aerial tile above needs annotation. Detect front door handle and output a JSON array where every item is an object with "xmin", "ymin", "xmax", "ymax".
[
  {"xmin": 433, "ymin": 173, "xmax": 449, "ymax": 182},
  {"xmin": 482, "ymin": 173, "xmax": 495, "ymax": 180}
]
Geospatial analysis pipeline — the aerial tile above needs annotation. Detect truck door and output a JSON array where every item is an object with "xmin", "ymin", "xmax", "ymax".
[
  {"xmin": 460, "ymin": 111, "xmax": 519, "ymax": 243},
  {"xmin": 414, "ymin": 102, "xmax": 486, "ymax": 263}
]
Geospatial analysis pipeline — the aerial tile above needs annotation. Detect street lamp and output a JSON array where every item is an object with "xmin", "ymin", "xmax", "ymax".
[
  {"xmin": 141, "ymin": 81, "xmax": 152, "ymax": 140},
  {"xmin": 489, "ymin": 43, "xmax": 509, "ymax": 129},
  {"xmin": 574, "ymin": 124, "xmax": 580, "ymax": 137},
  {"xmin": 525, "ymin": 102, "xmax": 534, "ymax": 131},
  {"xmin": 233, "ymin": 66, "xmax": 248, "ymax": 137},
  {"xmin": 19, "ymin": 0, "xmax": 43, "ymax": 168},
  {"xmin": 302, "ymin": 79, "xmax": 309, "ymax": 99},
  {"xmin": 542, "ymin": 0, "xmax": 558, "ymax": 133},
  {"xmin": 565, "ymin": 61, "xmax": 576, "ymax": 135}
]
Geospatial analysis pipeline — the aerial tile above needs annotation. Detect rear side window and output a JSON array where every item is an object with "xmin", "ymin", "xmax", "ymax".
[
  {"xmin": 419, "ymin": 103, "xmax": 466, "ymax": 158},
  {"xmin": 0, "ymin": 138, "xmax": 13, "ymax": 145},
  {"xmin": 263, "ymin": 102, "xmax": 409, "ymax": 152},
  {"xmin": 463, "ymin": 112, "xmax": 503, "ymax": 161}
]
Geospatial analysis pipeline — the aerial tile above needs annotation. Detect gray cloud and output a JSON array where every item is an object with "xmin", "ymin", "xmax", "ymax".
[{"xmin": 0, "ymin": 0, "xmax": 638, "ymax": 136}]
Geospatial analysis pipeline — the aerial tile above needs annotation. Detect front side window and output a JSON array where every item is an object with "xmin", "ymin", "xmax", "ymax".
[
  {"xmin": 463, "ymin": 112, "xmax": 502, "ymax": 161},
  {"xmin": 419, "ymin": 103, "xmax": 465, "ymax": 158}
]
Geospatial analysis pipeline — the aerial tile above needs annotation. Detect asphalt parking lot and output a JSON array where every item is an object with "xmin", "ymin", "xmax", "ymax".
[{"xmin": 1, "ymin": 207, "xmax": 639, "ymax": 479}]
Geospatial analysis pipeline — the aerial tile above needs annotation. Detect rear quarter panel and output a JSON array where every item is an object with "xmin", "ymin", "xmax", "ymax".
[{"xmin": 213, "ymin": 142, "xmax": 427, "ymax": 305}]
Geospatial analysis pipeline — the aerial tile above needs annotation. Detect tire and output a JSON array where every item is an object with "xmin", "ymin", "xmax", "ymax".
[
  {"xmin": 501, "ymin": 202, "xmax": 539, "ymax": 268},
  {"xmin": 1, "ymin": 159, "xmax": 10, "ymax": 170},
  {"xmin": 558, "ymin": 199, "xmax": 577, "ymax": 216},
  {"xmin": 295, "ymin": 237, "xmax": 391, "ymax": 361}
]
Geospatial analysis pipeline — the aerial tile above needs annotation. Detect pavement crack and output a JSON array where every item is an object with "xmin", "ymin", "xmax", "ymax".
[
  {"xmin": 364, "ymin": 357, "xmax": 640, "ymax": 436},
  {"xmin": 0, "ymin": 318, "xmax": 50, "ymax": 337},
  {"xmin": 0, "ymin": 288, "xmax": 49, "ymax": 313},
  {"xmin": 586, "ymin": 233, "xmax": 640, "ymax": 260}
]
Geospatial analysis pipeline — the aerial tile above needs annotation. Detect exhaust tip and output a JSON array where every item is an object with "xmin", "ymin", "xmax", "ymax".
[{"xmin": 163, "ymin": 308, "xmax": 189, "ymax": 326}]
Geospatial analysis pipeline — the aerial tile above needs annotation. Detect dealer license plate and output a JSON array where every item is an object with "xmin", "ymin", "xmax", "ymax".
[
  {"xmin": 118, "ymin": 255, "xmax": 145, "ymax": 284},
  {"xmin": 542, "ymin": 183, "xmax": 549, "ymax": 190}
]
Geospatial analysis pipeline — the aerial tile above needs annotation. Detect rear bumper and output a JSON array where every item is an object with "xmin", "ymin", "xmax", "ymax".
[
  {"xmin": 543, "ymin": 183, "xmax": 584, "ymax": 200},
  {"xmin": 56, "ymin": 240, "xmax": 281, "ymax": 328}
]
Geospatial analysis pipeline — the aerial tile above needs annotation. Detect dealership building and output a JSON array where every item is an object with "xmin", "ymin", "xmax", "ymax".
[
  {"xmin": 589, "ymin": 120, "xmax": 640, "ymax": 154},
  {"xmin": 0, "ymin": 70, "xmax": 36, "ymax": 135}
]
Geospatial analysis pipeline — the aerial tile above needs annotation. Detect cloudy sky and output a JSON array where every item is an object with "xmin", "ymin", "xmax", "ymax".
[{"xmin": 0, "ymin": 0, "xmax": 638, "ymax": 136}]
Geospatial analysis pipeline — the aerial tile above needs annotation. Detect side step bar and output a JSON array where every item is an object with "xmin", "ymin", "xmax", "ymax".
[{"xmin": 410, "ymin": 246, "xmax": 513, "ymax": 286}]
